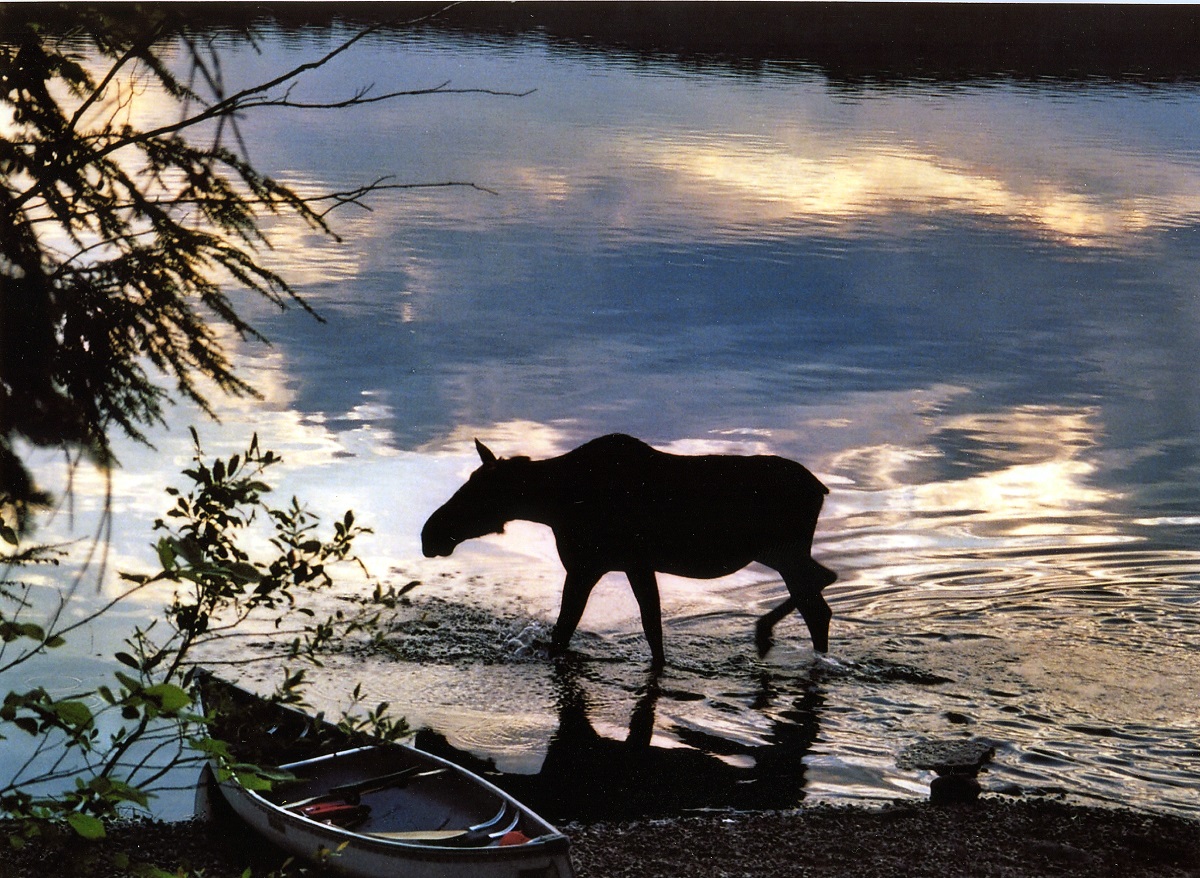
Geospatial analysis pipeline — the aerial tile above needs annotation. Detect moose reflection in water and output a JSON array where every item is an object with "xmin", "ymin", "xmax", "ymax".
[
  {"xmin": 415, "ymin": 658, "xmax": 824, "ymax": 821},
  {"xmin": 421, "ymin": 434, "xmax": 837, "ymax": 668}
]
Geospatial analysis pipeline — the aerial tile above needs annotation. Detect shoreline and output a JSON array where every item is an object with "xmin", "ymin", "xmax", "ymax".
[
  {"xmin": 567, "ymin": 799, "xmax": 1200, "ymax": 877},
  {"xmin": 2, "ymin": 798, "xmax": 1197, "ymax": 877}
]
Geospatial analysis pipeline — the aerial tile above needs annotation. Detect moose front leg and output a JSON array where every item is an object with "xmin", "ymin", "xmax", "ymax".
[
  {"xmin": 551, "ymin": 569, "xmax": 602, "ymax": 656},
  {"xmin": 627, "ymin": 568, "xmax": 665, "ymax": 670}
]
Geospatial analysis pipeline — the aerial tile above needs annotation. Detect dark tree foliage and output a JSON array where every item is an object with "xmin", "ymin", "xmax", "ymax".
[
  {"xmin": 1, "ymin": 6, "xmax": 327, "ymax": 526},
  {"xmin": 1, "ymin": 5, "xmax": 505, "ymax": 531}
]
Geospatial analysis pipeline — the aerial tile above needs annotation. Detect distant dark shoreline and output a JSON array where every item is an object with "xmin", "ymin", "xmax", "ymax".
[{"xmin": 8, "ymin": 2, "xmax": 1200, "ymax": 86}]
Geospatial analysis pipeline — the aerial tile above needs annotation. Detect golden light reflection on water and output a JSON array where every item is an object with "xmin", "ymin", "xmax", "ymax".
[
  {"xmin": 631, "ymin": 137, "xmax": 1199, "ymax": 248},
  {"xmin": 826, "ymin": 403, "xmax": 1120, "ymax": 550},
  {"xmin": 418, "ymin": 418, "xmax": 577, "ymax": 459}
]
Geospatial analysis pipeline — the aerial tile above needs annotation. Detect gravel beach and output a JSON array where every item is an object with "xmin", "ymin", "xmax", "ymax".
[{"xmin": 2, "ymin": 799, "xmax": 1197, "ymax": 877}]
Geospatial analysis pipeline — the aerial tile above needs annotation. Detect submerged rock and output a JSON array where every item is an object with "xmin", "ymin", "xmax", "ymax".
[{"xmin": 897, "ymin": 739, "xmax": 995, "ymax": 775}]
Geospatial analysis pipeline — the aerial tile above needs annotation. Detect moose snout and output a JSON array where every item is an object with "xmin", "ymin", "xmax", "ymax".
[{"xmin": 421, "ymin": 523, "xmax": 457, "ymax": 558}]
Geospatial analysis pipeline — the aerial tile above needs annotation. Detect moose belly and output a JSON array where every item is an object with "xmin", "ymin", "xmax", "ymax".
[
  {"xmin": 557, "ymin": 520, "xmax": 768, "ymax": 579},
  {"xmin": 652, "ymin": 554, "xmax": 755, "ymax": 580}
]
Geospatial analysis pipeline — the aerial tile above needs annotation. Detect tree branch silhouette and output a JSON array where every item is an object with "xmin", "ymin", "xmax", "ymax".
[{"xmin": 0, "ymin": 6, "xmax": 521, "ymax": 528}]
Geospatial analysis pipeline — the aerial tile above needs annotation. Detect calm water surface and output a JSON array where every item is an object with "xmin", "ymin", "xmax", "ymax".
[{"xmin": 12, "ymin": 26, "xmax": 1200, "ymax": 820}]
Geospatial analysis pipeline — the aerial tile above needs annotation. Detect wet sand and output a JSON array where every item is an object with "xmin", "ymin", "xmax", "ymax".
[{"xmin": 2, "ymin": 799, "xmax": 1197, "ymax": 877}]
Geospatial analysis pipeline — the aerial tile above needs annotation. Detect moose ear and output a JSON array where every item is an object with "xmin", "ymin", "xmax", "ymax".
[{"xmin": 475, "ymin": 439, "xmax": 498, "ymax": 466}]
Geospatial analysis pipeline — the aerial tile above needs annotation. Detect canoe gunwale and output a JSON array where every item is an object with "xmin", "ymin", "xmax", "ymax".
[
  {"xmin": 225, "ymin": 744, "xmax": 570, "ymax": 856},
  {"xmin": 219, "ymin": 775, "xmax": 571, "ymax": 859}
]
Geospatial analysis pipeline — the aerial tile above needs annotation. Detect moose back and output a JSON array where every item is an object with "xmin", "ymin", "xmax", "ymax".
[{"xmin": 421, "ymin": 434, "xmax": 837, "ymax": 668}]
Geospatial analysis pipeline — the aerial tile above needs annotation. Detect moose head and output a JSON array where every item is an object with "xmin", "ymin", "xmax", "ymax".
[{"xmin": 421, "ymin": 440, "xmax": 528, "ymax": 558}]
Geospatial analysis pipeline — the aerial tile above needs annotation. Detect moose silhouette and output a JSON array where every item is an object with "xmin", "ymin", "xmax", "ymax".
[{"xmin": 422, "ymin": 434, "xmax": 836, "ymax": 667}]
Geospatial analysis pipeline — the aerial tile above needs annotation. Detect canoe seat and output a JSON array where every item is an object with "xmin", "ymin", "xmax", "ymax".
[{"xmin": 368, "ymin": 829, "xmax": 470, "ymax": 843}]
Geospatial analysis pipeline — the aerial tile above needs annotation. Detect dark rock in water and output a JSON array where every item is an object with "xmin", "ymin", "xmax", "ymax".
[{"xmin": 897, "ymin": 739, "xmax": 995, "ymax": 776}]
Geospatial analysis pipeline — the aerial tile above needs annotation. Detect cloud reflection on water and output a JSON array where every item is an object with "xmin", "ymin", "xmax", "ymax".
[
  {"xmin": 194, "ymin": 37, "xmax": 1200, "ymax": 513},
  {"xmin": 30, "ymin": 32, "xmax": 1200, "ymax": 582},
  {"xmin": 826, "ymin": 404, "xmax": 1122, "ymax": 559},
  {"xmin": 631, "ymin": 136, "xmax": 1200, "ymax": 248},
  {"xmin": 206, "ymin": 34, "xmax": 1200, "ymax": 270}
]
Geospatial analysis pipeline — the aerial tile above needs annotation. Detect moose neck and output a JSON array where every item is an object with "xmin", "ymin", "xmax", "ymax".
[{"xmin": 500, "ymin": 455, "xmax": 571, "ymax": 529}]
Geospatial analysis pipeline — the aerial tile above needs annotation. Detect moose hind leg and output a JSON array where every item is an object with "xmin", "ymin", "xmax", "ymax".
[
  {"xmin": 792, "ymin": 559, "xmax": 836, "ymax": 653},
  {"xmin": 755, "ymin": 597, "xmax": 796, "ymax": 657},
  {"xmin": 766, "ymin": 557, "xmax": 836, "ymax": 654},
  {"xmin": 795, "ymin": 588, "xmax": 832, "ymax": 653}
]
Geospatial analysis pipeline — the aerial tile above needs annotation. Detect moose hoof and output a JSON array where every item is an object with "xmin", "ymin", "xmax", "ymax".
[{"xmin": 808, "ymin": 624, "xmax": 830, "ymax": 654}]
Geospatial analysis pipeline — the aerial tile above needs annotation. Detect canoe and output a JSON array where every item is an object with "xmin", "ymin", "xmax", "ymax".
[{"xmin": 196, "ymin": 671, "xmax": 575, "ymax": 878}]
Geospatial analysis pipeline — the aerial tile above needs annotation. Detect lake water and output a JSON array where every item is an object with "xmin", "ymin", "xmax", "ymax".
[{"xmin": 8, "ymin": 17, "xmax": 1200, "ymax": 821}]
